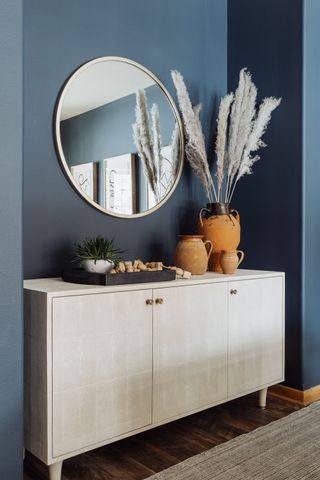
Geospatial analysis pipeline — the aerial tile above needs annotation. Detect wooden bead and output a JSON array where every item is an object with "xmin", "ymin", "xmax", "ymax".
[
  {"xmin": 182, "ymin": 270, "xmax": 191, "ymax": 279},
  {"xmin": 117, "ymin": 262, "xmax": 125, "ymax": 273},
  {"xmin": 137, "ymin": 262, "xmax": 148, "ymax": 271}
]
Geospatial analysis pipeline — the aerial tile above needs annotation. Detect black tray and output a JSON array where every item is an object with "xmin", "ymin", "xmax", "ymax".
[{"xmin": 62, "ymin": 267, "xmax": 176, "ymax": 286}]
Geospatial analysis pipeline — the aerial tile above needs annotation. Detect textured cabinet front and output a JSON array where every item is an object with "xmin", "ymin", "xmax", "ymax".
[
  {"xmin": 52, "ymin": 290, "xmax": 153, "ymax": 457},
  {"xmin": 152, "ymin": 283, "xmax": 228, "ymax": 423},
  {"xmin": 228, "ymin": 277, "xmax": 284, "ymax": 397},
  {"xmin": 24, "ymin": 271, "xmax": 285, "ymax": 474}
]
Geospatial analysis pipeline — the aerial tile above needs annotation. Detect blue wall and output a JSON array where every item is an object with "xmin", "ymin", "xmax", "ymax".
[
  {"xmin": 302, "ymin": 0, "xmax": 320, "ymax": 389},
  {"xmin": 23, "ymin": 0, "xmax": 320, "ymax": 398},
  {"xmin": 228, "ymin": 0, "xmax": 304, "ymax": 389},
  {"xmin": 0, "ymin": 0, "xmax": 23, "ymax": 478},
  {"xmin": 24, "ymin": 0, "xmax": 228, "ymax": 278}
]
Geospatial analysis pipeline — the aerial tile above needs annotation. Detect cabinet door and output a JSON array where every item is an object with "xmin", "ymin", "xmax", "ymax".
[
  {"xmin": 52, "ymin": 290, "xmax": 153, "ymax": 457},
  {"xmin": 228, "ymin": 277, "xmax": 284, "ymax": 398},
  {"xmin": 153, "ymin": 283, "xmax": 228, "ymax": 423}
]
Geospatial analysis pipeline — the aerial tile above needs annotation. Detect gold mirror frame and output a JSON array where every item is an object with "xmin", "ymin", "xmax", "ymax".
[{"xmin": 54, "ymin": 56, "xmax": 184, "ymax": 218}]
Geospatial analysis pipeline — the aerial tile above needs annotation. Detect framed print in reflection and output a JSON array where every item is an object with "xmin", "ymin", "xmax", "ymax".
[
  {"xmin": 147, "ymin": 145, "xmax": 174, "ymax": 209},
  {"xmin": 104, "ymin": 153, "xmax": 136, "ymax": 215},
  {"xmin": 70, "ymin": 162, "xmax": 97, "ymax": 201}
]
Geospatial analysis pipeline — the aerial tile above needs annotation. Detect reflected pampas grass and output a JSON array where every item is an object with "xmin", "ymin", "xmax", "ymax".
[{"xmin": 133, "ymin": 89, "xmax": 159, "ymax": 201}]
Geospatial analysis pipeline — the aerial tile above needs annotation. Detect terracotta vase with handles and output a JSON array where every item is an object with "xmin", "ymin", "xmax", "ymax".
[
  {"xmin": 174, "ymin": 235, "xmax": 213, "ymax": 275},
  {"xmin": 220, "ymin": 250, "xmax": 245, "ymax": 274},
  {"xmin": 198, "ymin": 202, "xmax": 241, "ymax": 273}
]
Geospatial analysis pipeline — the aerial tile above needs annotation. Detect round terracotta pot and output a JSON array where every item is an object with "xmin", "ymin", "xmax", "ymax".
[
  {"xmin": 220, "ymin": 250, "xmax": 245, "ymax": 274},
  {"xmin": 198, "ymin": 203, "xmax": 241, "ymax": 273},
  {"xmin": 174, "ymin": 235, "xmax": 213, "ymax": 275}
]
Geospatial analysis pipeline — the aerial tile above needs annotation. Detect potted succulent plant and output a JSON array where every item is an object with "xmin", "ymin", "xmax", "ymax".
[{"xmin": 74, "ymin": 235, "xmax": 123, "ymax": 274}]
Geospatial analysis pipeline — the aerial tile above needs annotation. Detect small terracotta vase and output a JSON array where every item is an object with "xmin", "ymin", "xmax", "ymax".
[
  {"xmin": 174, "ymin": 235, "xmax": 213, "ymax": 275},
  {"xmin": 220, "ymin": 250, "xmax": 245, "ymax": 274},
  {"xmin": 198, "ymin": 203, "xmax": 241, "ymax": 273}
]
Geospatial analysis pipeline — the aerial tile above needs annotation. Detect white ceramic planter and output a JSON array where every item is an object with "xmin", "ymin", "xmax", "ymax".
[{"xmin": 82, "ymin": 259, "xmax": 114, "ymax": 274}]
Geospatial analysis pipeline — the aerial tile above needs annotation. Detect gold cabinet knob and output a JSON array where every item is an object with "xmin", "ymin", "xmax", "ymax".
[
  {"xmin": 230, "ymin": 289, "xmax": 238, "ymax": 295},
  {"xmin": 146, "ymin": 299, "xmax": 154, "ymax": 305},
  {"xmin": 155, "ymin": 298, "xmax": 164, "ymax": 304}
]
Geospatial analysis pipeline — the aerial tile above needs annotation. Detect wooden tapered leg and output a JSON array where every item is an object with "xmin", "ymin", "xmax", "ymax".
[
  {"xmin": 259, "ymin": 387, "xmax": 268, "ymax": 408},
  {"xmin": 49, "ymin": 461, "xmax": 63, "ymax": 480}
]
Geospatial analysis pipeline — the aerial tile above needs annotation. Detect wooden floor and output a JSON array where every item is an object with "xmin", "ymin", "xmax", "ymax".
[{"xmin": 24, "ymin": 393, "xmax": 301, "ymax": 480}]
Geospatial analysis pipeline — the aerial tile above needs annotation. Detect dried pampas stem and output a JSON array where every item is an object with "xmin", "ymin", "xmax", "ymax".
[
  {"xmin": 227, "ymin": 69, "xmax": 247, "ymax": 175},
  {"xmin": 215, "ymin": 93, "xmax": 234, "ymax": 201},
  {"xmin": 228, "ymin": 96, "xmax": 282, "ymax": 202},
  {"xmin": 245, "ymin": 96, "xmax": 282, "ymax": 154},
  {"xmin": 132, "ymin": 89, "xmax": 159, "ymax": 201},
  {"xmin": 226, "ymin": 69, "xmax": 257, "ymax": 201},
  {"xmin": 151, "ymin": 103, "xmax": 162, "ymax": 198},
  {"xmin": 171, "ymin": 70, "xmax": 217, "ymax": 202},
  {"xmin": 170, "ymin": 122, "xmax": 180, "ymax": 181}
]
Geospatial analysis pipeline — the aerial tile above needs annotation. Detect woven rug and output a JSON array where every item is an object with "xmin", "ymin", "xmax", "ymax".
[{"xmin": 148, "ymin": 401, "xmax": 320, "ymax": 479}]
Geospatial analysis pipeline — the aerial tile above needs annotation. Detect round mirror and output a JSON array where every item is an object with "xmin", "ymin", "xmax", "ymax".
[{"xmin": 54, "ymin": 56, "xmax": 184, "ymax": 218}]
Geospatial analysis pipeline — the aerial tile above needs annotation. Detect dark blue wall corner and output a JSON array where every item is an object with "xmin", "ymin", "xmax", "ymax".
[
  {"xmin": 228, "ymin": 0, "xmax": 304, "ymax": 389},
  {"xmin": 302, "ymin": 0, "xmax": 320, "ymax": 389},
  {"xmin": 23, "ymin": 0, "xmax": 228, "ymax": 279},
  {"xmin": 0, "ymin": 0, "xmax": 23, "ymax": 478}
]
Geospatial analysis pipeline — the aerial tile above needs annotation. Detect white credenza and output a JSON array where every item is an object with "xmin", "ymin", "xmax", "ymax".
[{"xmin": 24, "ymin": 270, "xmax": 285, "ymax": 480}]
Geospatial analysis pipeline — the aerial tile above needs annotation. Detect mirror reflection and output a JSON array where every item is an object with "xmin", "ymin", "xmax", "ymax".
[{"xmin": 56, "ymin": 57, "xmax": 183, "ymax": 217}]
